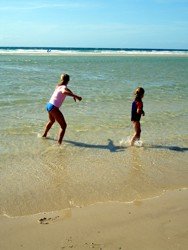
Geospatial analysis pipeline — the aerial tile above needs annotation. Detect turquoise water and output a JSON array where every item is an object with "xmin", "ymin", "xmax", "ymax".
[{"xmin": 0, "ymin": 52, "xmax": 188, "ymax": 216}]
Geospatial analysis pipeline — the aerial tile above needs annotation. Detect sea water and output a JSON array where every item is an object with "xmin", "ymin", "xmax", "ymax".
[{"xmin": 0, "ymin": 48, "xmax": 188, "ymax": 216}]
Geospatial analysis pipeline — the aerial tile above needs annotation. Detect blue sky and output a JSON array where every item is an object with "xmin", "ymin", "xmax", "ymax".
[{"xmin": 0, "ymin": 0, "xmax": 188, "ymax": 49}]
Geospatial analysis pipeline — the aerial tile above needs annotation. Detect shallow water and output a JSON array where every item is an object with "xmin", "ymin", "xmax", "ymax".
[{"xmin": 0, "ymin": 53, "xmax": 188, "ymax": 216}]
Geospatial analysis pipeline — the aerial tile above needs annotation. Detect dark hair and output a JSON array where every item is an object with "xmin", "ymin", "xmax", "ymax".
[{"xmin": 134, "ymin": 87, "xmax": 145, "ymax": 100}]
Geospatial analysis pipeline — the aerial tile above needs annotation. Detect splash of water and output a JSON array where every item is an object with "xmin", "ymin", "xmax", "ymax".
[{"xmin": 119, "ymin": 136, "xmax": 143, "ymax": 147}]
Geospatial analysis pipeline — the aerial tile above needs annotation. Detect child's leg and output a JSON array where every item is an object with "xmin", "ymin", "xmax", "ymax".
[
  {"xmin": 131, "ymin": 121, "xmax": 141, "ymax": 146},
  {"xmin": 42, "ymin": 113, "xmax": 55, "ymax": 137},
  {"xmin": 49, "ymin": 108, "xmax": 67, "ymax": 144},
  {"xmin": 56, "ymin": 113, "xmax": 67, "ymax": 144}
]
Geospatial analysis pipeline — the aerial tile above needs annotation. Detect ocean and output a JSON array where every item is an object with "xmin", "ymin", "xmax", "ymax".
[{"xmin": 0, "ymin": 47, "xmax": 188, "ymax": 216}]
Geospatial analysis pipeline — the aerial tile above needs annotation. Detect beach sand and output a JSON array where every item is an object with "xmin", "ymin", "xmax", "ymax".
[{"xmin": 0, "ymin": 189, "xmax": 187, "ymax": 250}]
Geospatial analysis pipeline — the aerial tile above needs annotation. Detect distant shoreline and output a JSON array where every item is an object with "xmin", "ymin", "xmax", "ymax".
[{"xmin": 0, "ymin": 46, "xmax": 188, "ymax": 56}]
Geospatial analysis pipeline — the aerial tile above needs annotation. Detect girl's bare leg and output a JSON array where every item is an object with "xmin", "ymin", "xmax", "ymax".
[
  {"xmin": 57, "ymin": 114, "xmax": 67, "ymax": 144},
  {"xmin": 131, "ymin": 121, "xmax": 141, "ymax": 146},
  {"xmin": 42, "ymin": 113, "xmax": 55, "ymax": 137},
  {"xmin": 49, "ymin": 108, "xmax": 67, "ymax": 144}
]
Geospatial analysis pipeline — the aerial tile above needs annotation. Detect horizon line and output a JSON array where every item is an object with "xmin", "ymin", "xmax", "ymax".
[{"xmin": 0, "ymin": 46, "xmax": 188, "ymax": 51}]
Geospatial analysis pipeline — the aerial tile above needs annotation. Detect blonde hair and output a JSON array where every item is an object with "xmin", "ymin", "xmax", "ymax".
[
  {"xmin": 58, "ymin": 73, "xmax": 70, "ymax": 86},
  {"xmin": 60, "ymin": 73, "xmax": 69, "ymax": 82}
]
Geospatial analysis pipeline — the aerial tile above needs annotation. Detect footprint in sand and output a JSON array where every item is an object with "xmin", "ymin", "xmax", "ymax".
[{"xmin": 38, "ymin": 215, "xmax": 60, "ymax": 224}]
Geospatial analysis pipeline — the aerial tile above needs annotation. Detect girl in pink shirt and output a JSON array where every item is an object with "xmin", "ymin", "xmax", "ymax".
[{"xmin": 42, "ymin": 73, "xmax": 82, "ymax": 144}]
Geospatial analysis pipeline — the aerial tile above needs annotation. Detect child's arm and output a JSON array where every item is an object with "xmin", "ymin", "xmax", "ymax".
[
  {"xmin": 63, "ymin": 88, "xmax": 82, "ymax": 101},
  {"xmin": 137, "ymin": 108, "xmax": 145, "ymax": 116},
  {"xmin": 137, "ymin": 102, "xmax": 145, "ymax": 116}
]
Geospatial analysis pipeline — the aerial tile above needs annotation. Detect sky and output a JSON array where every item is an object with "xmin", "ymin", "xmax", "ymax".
[{"xmin": 0, "ymin": 0, "xmax": 188, "ymax": 49}]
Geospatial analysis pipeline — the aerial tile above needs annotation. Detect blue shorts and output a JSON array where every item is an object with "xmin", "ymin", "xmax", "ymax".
[{"xmin": 46, "ymin": 103, "xmax": 55, "ymax": 112}]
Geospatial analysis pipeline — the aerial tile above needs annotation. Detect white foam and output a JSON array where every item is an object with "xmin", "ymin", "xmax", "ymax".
[
  {"xmin": 119, "ymin": 137, "xmax": 143, "ymax": 147},
  {"xmin": 134, "ymin": 140, "xmax": 143, "ymax": 147},
  {"xmin": 37, "ymin": 133, "xmax": 42, "ymax": 138},
  {"xmin": 0, "ymin": 48, "xmax": 188, "ymax": 56},
  {"xmin": 119, "ymin": 136, "xmax": 132, "ymax": 146}
]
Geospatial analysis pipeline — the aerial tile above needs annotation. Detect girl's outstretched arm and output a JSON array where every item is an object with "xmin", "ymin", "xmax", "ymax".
[{"xmin": 63, "ymin": 88, "xmax": 82, "ymax": 101}]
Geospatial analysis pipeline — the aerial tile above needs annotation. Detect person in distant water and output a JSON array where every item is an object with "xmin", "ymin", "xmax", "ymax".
[
  {"xmin": 42, "ymin": 73, "xmax": 82, "ymax": 144},
  {"xmin": 131, "ymin": 87, "xmax": 145, "ymax": 146}
]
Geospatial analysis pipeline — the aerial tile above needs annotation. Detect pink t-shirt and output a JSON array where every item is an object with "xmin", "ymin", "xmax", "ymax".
[{"xmin": 49, "ymin": 85, "xmax": 67, "ymax": 108}]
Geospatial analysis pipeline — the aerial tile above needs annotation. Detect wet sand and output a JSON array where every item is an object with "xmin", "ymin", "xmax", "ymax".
[{"xmin": 0, "ymin": 189, "xmax": 187, "ymax": 250}]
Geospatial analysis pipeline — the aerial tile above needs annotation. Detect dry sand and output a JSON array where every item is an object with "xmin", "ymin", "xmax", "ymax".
[{"xmin": 0, "ymin": 189, "xmax": 187, "ymax": 250}]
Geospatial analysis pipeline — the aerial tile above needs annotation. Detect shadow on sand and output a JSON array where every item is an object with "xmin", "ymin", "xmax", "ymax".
[
  {"xmin": 64, "ymin": 139, "xmax": 125, "ymax": 153},
  {"xmin": 43, "ymin": 136, "xmax": 188, "ymax": 153},
  {"xmin": 146, "ymin": 144, "xmax": 188, "ymax": 152}
]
